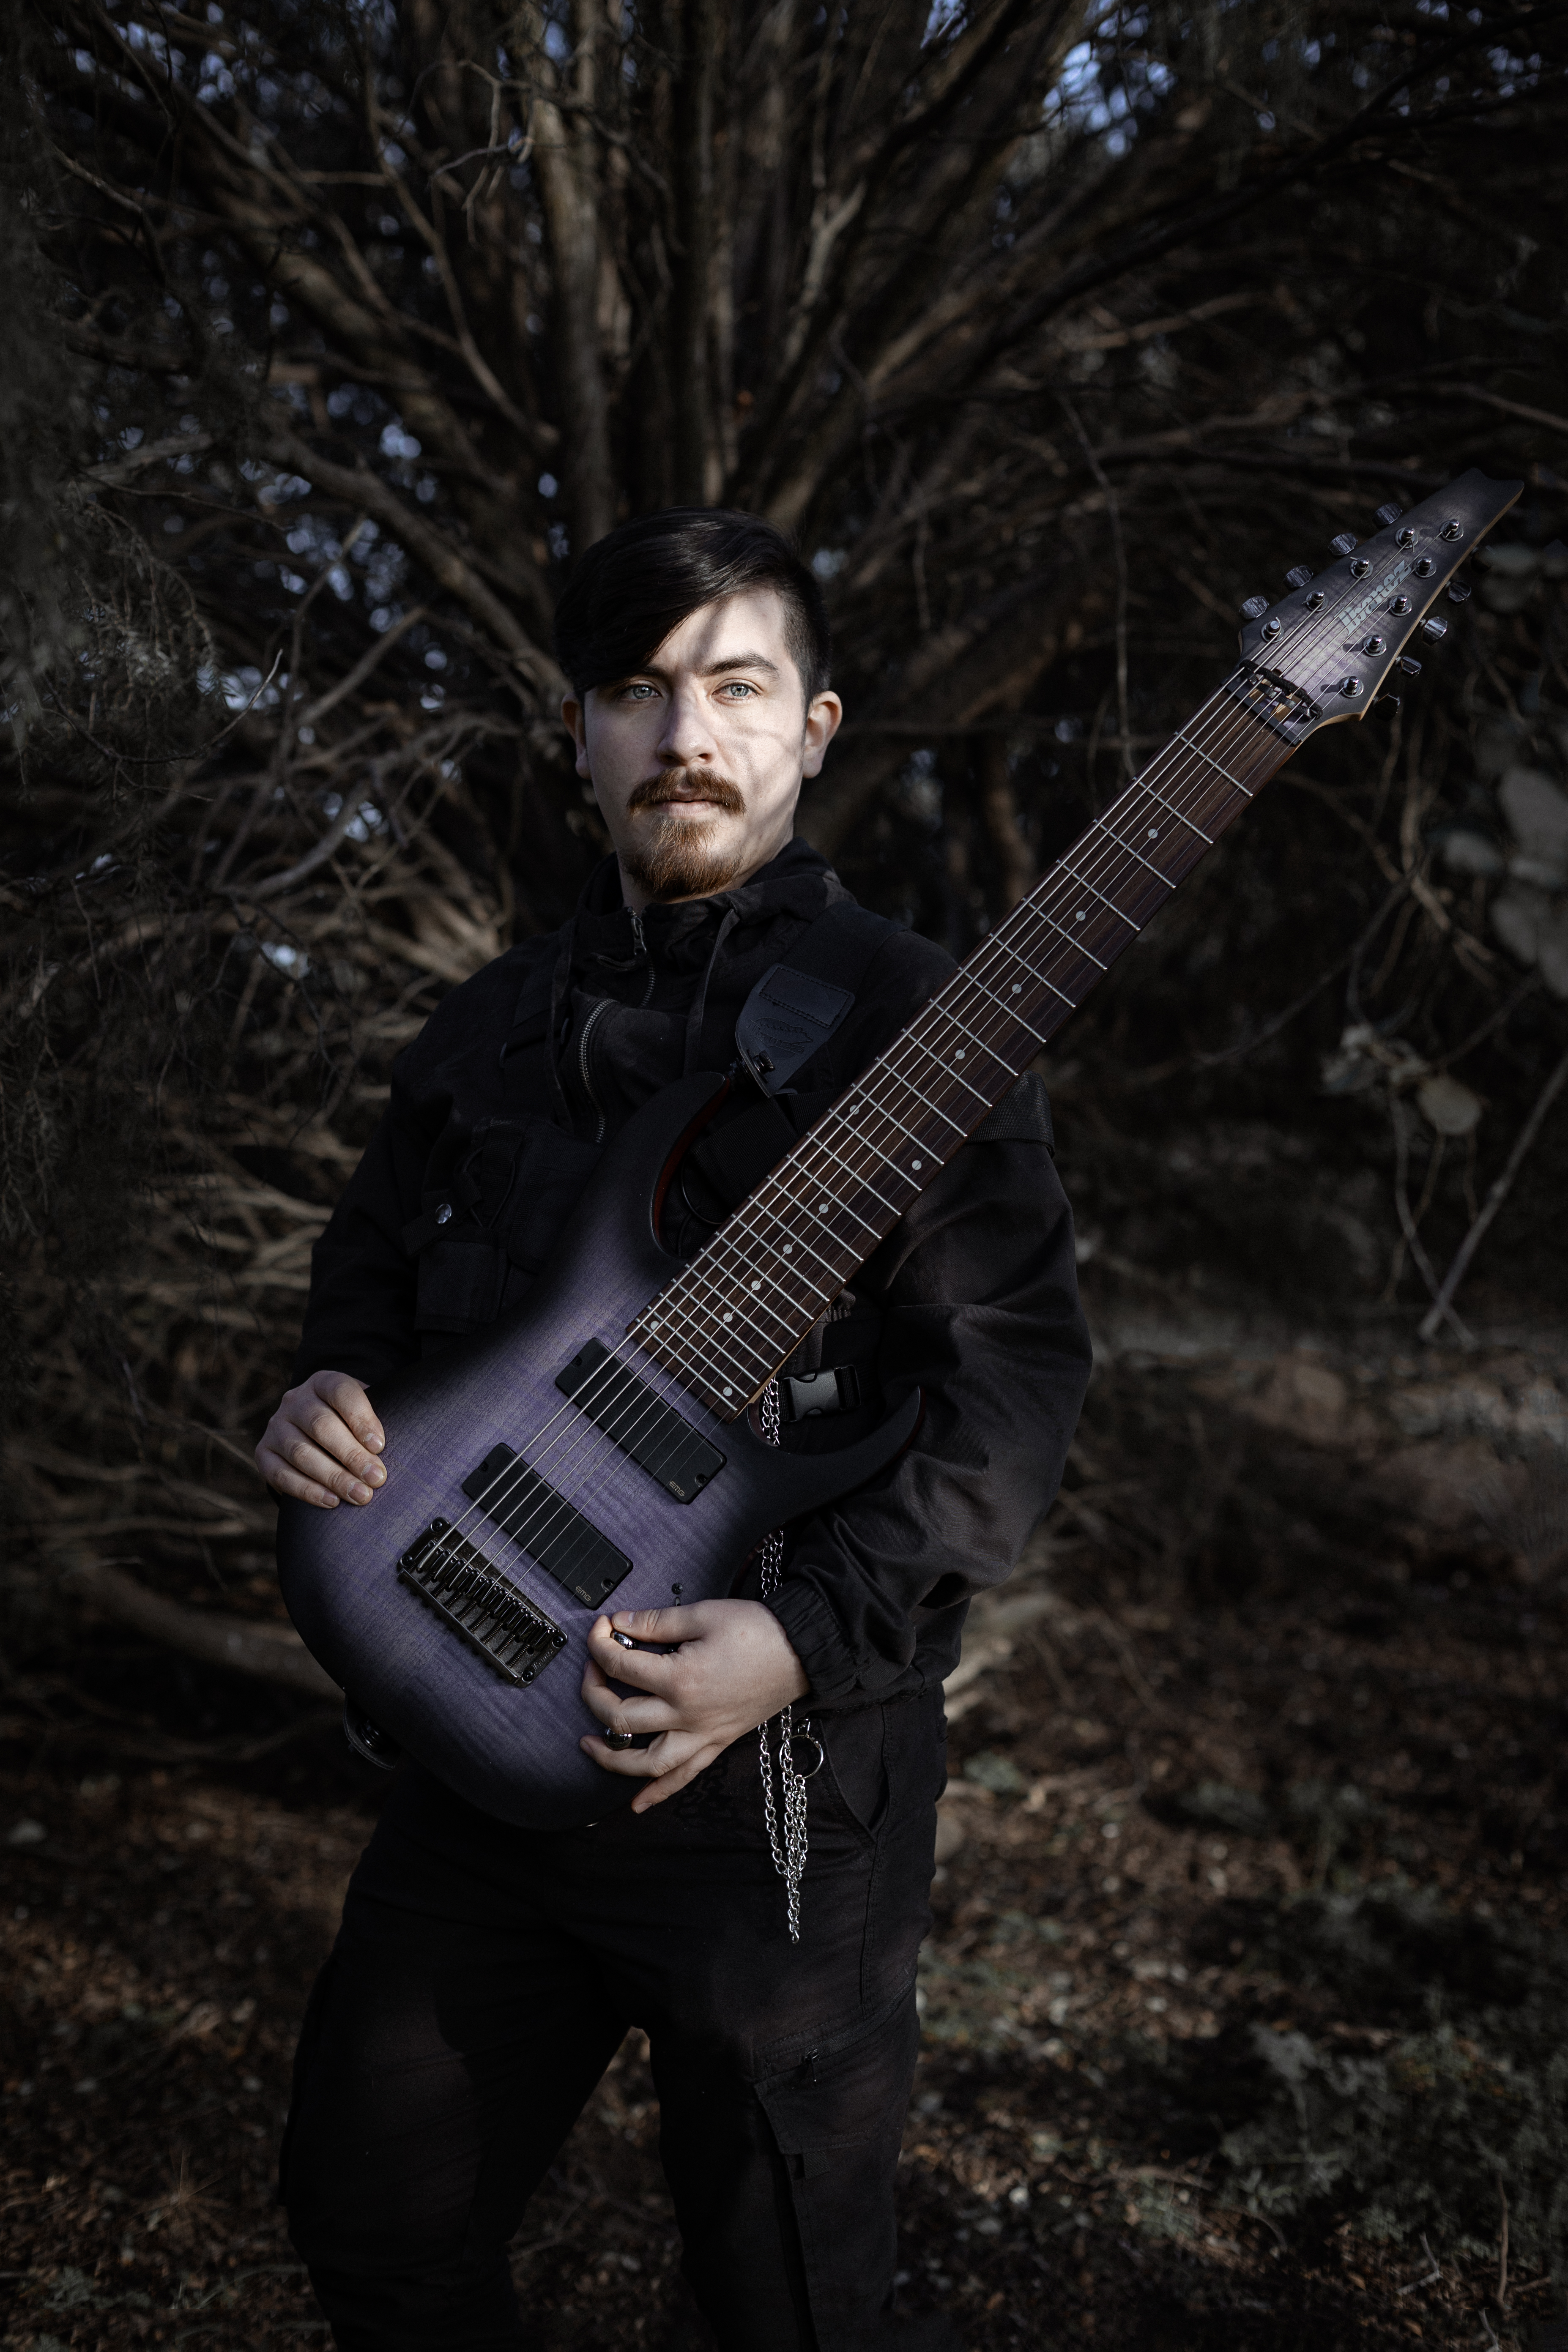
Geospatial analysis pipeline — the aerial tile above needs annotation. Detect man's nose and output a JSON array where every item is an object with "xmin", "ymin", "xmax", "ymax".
[{"xmin": 656, "ymin": 680, "xmax": 719, "ymax": 768}]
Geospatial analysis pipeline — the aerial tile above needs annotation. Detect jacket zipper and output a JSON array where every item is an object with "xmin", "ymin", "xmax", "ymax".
[{"xmin": 576, "ymin": 998, "xmax": 613, "ymax": 1144}]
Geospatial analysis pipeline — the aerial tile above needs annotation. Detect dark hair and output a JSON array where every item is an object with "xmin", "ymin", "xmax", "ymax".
[{"xmin": 553, "ymin": 508, "xmax": 832, "ymax": 706}]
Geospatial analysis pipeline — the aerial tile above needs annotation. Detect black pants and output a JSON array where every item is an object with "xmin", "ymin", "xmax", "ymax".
[{"xmin": 281, "ymin": 1690, "xmax": 956, "ymax": 2352}]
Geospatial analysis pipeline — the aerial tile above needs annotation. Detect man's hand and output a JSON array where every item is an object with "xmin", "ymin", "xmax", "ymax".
[
  {"xmin": 581, "ymin": 1600, "xmax": 809, "ymax": 1813},
  {"xmin": 256, "ymin": 1370, "xmax": 387, "ymax": 1509}
]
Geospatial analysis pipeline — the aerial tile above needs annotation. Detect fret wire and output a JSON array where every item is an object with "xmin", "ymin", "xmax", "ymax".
[
  {"xmin": 1139, "ymin": 775, "xmax": 1214, "ymax": 845},
  {"xmin": 808, "ymin": 1099, "xmax": 921, "ymax": 1186},
  {"xmin": 670, "ymin": 1233, "xmax": 839, "ymax": 1345},
  {"xmin": 1095, "ymin": 809, "xmax": 1175, "ymax": 888},
  {"xmin": 640, "ymin": 1316, "xmax": 767, "ymax": 1401},
  {"xmin": 1056, "ymin": 854, "xmax": 1142, "ymax": 932},
  {"xmin": 792, "ymin": 1132, "xmax": 899, "ymax": 1227},
  {"xmin": 761, "ymin": 1148, "xmax": 885, "ymax": 1245},
  {"xmin": 931, "ymin": 999, "xmax": 1013, "ymax": 1066},
  {"xmin": 641, "ymin": 687, "xmax": 1295, "ymax": 1403},
  {"xmin": 987, "ymin": 936, "xmax": 1077, "ymax": 1009},
  {"xmin": 851, "ymin": 1089, "xmax": 931, "ymax": 1154},
  {"xmin": 643, "ymin": 1286, "xmax": 787, "ymax": 1374},
  {"xmin": 959, "ymin": 966, "xmax": 1051, "ymax": 1044},
  {"xmin": 1021, "ymin": 898, "xmax": 1110, "ymax": 973},
  {"xmin": 683, "ymin": 1186, "xmax": 857, "ymax": 1317},
  {"xmin": 642, "ymin": 1232, "xmax": 832, "ymax": 1351},
  {"xmin": 969, "ymin": 975, "xmax": 1051, "ymax": 1046},
  {"xmin": 880, "ymin": 1070, "xmax": 969, "ymax": 1134},
  {"xmin": 1173, "ymin": 727, "xmax": 1255, "ymax": 798}
]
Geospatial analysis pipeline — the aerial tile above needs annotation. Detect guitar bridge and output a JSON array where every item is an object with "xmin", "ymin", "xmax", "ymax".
[{"xmin": 397, "ymin": 1520, "xmax": 566, "ymax": 1686}]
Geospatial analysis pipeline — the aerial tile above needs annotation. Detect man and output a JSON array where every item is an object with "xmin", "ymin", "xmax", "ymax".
[{"xmin": 258, "ymin": 509, "xmax": 1090, "ymax": 2352}]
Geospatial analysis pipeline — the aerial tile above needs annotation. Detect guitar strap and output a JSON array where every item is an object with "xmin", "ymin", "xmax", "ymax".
[{"xmin": 732, "ymin": 902, "xmax": 887, "ymax": 1096}]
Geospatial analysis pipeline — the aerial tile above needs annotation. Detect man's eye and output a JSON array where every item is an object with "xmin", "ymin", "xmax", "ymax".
[
  {"xmin": 620, "ymin": 682, "xmax": 658, "ymax": 700},
  {"xmin": 718, "ymin": 681, "xmax": 756, "ymax": 698}
]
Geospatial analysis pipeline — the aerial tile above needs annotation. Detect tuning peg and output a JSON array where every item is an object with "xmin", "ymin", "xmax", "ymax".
[
  {"xmin": 1398, "ymin": 654, "xmax": 1422, "ymax": 677},
  {"xmin": 1447, "ymin": 580, "xmax": 1472, "ymax": 604},
  {"xmin": 1240, "ymin": 595, "xmax": 1270, "ymax": 620},
  {"xmin": 1330, "ymin": 532, "xmax": 1358, "ymax": 556},
  {"xmin": 1377, "ymin": 694, "xmax": 1403, "ymax": 713},
  {"xmin": 1374, "ymin": 502, "xmax": 1404, "ymax": 528},
  {"xmin": 1420, "ymin": 615, "xmax": 1449, "ymax": 643},
  {"xmin": 1439, "ymin": 519, "xmax": 1464, "ymax": 542},
  {"xmin": 1285, "ymin": 565, "xmax": 1314, "ymax": 590}
]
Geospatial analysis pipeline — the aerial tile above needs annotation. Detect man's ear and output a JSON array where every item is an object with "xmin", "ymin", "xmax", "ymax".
[
  {"xmin": 561, "ymin": 692, "xmax": 591, "ymax": 781},
  {"xmin": 801, "ymin": 690, "xmax": 843, "ymax": 780}
]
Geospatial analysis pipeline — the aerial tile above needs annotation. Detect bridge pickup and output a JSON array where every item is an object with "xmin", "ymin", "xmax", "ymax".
[
  {"xmin": 555, "ymin": 1338, "xmax": 725, "ymax": 1503},
  {"xmin": 460, "ymin": 1444, "xmax": 631, "ymax": 1609},
  {"xmin": 397, "ymin": 1520, "xmax": 566, "ymax": 1685}
]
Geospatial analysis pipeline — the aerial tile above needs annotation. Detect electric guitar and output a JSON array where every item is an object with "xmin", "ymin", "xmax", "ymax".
[{"xmin": 277, "ymin": 469, "xmax": 1521, "ymax": 1827}]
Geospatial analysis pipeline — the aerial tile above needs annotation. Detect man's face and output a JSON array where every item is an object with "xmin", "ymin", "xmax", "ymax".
[{"xmin": 561, "ymin": 587, "xmax": 842, "ymax": 909}]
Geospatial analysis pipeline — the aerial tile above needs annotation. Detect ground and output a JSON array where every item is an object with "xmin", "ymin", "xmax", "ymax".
[{"xmin": 2, "ymin": 1335, "xmax": 1566, "ymax": 2350}]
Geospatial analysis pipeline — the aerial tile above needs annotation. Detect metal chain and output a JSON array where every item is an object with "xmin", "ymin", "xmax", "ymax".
[{"xmin": 756, "ymin": 1378, "xmax": 810, "ymax": 1944}]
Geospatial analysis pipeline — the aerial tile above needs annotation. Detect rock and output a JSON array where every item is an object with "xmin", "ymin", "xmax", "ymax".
[
  {"xmin": 1415, "ymin": 1073, "xmax": 1483, "ymax": 1137},
  {"xmin": 1498, "ymin": 766, "xmax": 1568, "ymax": 881}
]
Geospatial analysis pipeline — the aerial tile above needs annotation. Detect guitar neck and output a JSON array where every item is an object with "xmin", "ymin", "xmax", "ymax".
[{"xmin": 631, "ymin": 675, "xmax": 1294, "ymax": 1416}]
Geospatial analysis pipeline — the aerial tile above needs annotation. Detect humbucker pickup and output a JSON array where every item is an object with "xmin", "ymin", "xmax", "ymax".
[
  {"xmin": 555, "ymin": 1338, "xmax": 726, "ymax": 1502},
  {"xmin": 397, "ymin": 1520, "xmax": 566, "ymax": 1685},
  {"xmin": 460, "ymin": 1444, "xmax": 631, "ymax": 1608}
]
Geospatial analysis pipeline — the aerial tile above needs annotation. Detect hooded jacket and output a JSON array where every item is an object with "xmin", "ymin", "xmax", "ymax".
[{"xmin": 291, "ymin": 839, "xmax": 1091, "ymax": 1712}]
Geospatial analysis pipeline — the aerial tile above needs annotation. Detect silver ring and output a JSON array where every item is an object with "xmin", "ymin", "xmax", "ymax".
[
  {"xmin": 789, "ymin": 1733, "xmax": 825, "ymax": 1778},
  {"xmin": 602, "ymin": 1729, "xmax": 637, "ymax": 1750}
]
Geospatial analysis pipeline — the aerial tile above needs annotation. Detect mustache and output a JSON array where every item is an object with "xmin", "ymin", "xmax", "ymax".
[{"xmin": 626, "ymin": 769, "xmax": 746, "ymax": 817}]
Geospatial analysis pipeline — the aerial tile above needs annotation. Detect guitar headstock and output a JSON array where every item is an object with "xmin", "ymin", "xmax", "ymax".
[{"xmin": 1231, "ymin": 469, "xmax": 1524, "ymax": 743}]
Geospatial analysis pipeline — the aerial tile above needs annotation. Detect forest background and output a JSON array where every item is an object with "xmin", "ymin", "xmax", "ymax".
[{"xmin": 2, "ymin": 1, "xmax": 1568, "ymax": 2346}]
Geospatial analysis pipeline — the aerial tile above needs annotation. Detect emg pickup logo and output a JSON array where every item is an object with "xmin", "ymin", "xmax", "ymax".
[{"xmin": 1341, "ymin": 557, "xmax": 1413, "ymax": 635}]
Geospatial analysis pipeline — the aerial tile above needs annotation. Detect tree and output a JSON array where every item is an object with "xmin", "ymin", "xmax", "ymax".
[{"xmin": 2, "ymin": 0, "xmax": 1565, "ymax": 1701}]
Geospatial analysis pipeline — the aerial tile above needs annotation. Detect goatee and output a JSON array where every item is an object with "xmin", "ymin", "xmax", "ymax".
[{"xmin": 621, "ymin": 771, "xmax": 748, "ymax": 902}]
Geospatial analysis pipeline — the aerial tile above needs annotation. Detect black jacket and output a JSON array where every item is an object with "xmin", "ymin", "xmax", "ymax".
[{"xmin": 292, "ymin": 839, "xmax": 1091, "ymax": 1710}]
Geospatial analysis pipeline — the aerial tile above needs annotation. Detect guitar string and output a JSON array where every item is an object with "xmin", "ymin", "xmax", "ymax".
[
  {"xmin": 410, "ymin": 677, "xmax": 1277, "ymax": 1577},
  {"xmin": 418, "ymin": 580, "xmax": 1385, "ymax": 1577},
  {"xmin": 414, "ymin": 523, "xmax": 1454, "ymax": 1601},
  {"xmin": 424, "ymin": 657, "xmax": 1334, "ymax": 1583},
  {"xmin": 628, "ymin": 526, "xmax": 1460, "ymax": 1399},
  {"xmin": 413, "ymin": 651, "xmax": 1326, "ymax": 1582}
]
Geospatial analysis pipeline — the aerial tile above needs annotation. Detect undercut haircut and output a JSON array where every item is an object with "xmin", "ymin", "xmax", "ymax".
[{"xmin": 553, "ymin": 508, "xmax": 832, "ymax": 708}]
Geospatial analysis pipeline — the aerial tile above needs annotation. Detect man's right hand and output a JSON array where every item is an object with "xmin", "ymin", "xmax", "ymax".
[{"xmin": 256, "ymin": 1371, "xmax": 387, "ymax": 1510}]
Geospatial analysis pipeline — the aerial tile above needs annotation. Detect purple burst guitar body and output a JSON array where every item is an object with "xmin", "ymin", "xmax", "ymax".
[
  {"xmin": 277, "ymin": 470, "xmax": 1520, "ymax": 1829},
  {"xmin": 278, "ymin": 1071, "xmax": 920, "ymax": 1830}
]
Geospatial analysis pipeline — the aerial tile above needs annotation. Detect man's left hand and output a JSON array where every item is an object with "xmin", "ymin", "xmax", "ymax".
[{"xmin": 581, "ymin": 1599, "xmax": 809, "ymax": 1813}]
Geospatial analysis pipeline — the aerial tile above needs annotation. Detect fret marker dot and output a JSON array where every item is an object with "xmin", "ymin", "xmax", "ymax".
[
  {"xmin": 955, "ymin": 1048, "xmax": 965, "ymax": 1059},
  {"xmin": 1075, "ymin": 910, "xmax": 1087, "ymax": 922},
  {"xmin": 1147, "ymin": 827, "xmax": 1158, "ymax": 839},
  {"xmin": 783, "ymin": 1243, "xmax": 793, "ymax": 1254},
  {"xmin": 723, "ymin": 1313, "xmax": 733, "ymax": 1324},
  {"xmin": 722, "ymin": 1385, "xmax": 733, "ymax": 1397},
  {"xmin": 1011, "ymin": 984, "xmax": 1021, "ymax": 994},
  {"xmin": 751, "ymin": 1280, "xmax": 761, "ymax": 1292},
  {"xmin": 911, "ymin": 1158, "xmax": 922, "ymax": 1170}
]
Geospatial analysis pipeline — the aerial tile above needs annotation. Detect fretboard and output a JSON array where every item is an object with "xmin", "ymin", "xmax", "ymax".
[{"xmin": 629, "ymin": 674, "xmax": 1292, "ymax": 1416}]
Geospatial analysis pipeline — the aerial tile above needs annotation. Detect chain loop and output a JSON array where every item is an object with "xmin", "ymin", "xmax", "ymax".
[{"xmin": 756, "ymin": 1378, "xmax": 810, "ymax": 1944}]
